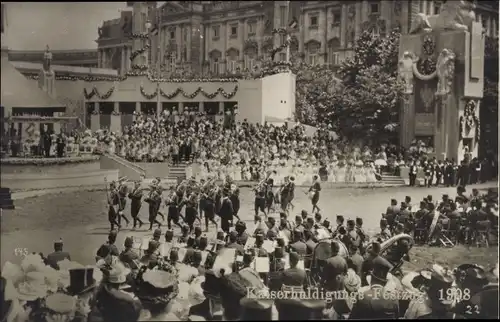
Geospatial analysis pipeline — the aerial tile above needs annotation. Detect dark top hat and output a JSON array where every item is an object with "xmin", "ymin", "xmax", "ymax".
[
  {"xmin": 274, "ymin": 247, "xmax": 284, "ymax": 259},
  {"xmin": 236, "ymin": 221, "xmax": 246, "ymax": 230},
  {"xmin": 165, "ymin": 229, "xmax": 174, "ymax": 242},
  {"xmin": 255, "ymin": 233, "xmax": 265, "ymax": 242},
  {"xmin": 191, "ymin": 250, "xmax": 201, "ymax": 263},
  {"xmin": 336, "ymin": 215, "xmax": 344, "ymax": 222},
  {"xmin": 240, "ymin": 297, "xmax": 273, "ymax": 321},
  {"xmin": 371, "ymin": 256, "xmax": 393, "ymax": 283},
  {"xmin": 371, "ymin": 241, "xmax": 381, "ymax": 254},
  {"xmin": 267, "ymin": 217, "xmax": 276, "ymax": 225},
  {"xmin": 153, "ymin": 229, "xmax": 162, "ymax": 238},
  {"xmin": 169, "ymin": 249, "xmax": 179, "ymax": 262},
  {"xmin": 187, "ymin": 235, "xmax": 196, "ymax": 247},
  {"xmin": 67, "ymin": 268, "xmax": 96, "ymax": 295},
  {"xmin": 295, "ymin": 215, "xmax": 302, "ymax": 222},
  {"xmin": 124, "ymin": 237, "xmax": 134, "ymax": 248},
  {"xmin": 289, "ymin": 251, "xmax": 300, "ymax": 264},
  {"xmin": 199, "ymin": 236, "xmax": 208, "ymax": 250},
  {"xmin": 266, "ymin": 229, "xmax": 278, "ymax": 240},
  {"xmin": 279, "ymin": 212, "xmax": 287, "ymax": 219},
  {"xmin": 202, "ymin": 270, "xmax": 221, "ymax": 298},
  {"xmin": 355, "ymin": 217, "xmax": 363, "ymax": 225},
  {"xmin": 346, "ymin": 219, "xmax": 355, "ymax": 226}
]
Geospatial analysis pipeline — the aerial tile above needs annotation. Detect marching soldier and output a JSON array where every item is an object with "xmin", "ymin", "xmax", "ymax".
[
  {"xmin": 280, "ymin": 251, "xmax": 307, "ymax": 288},
  {"xmin": 309, "ymin": 175, "xmax": 321, "ymax": 213},
  {"xmin": 226, "ymin": 231, "xmax": 245, "ymax": 256},
  {"xmin": 253, "ymin": 181, "xmax": 267, "ymax": 220},
  {"xmin": 332, "ymin": 215, "xmax": 345, "ymax": 238},
  {"xmin": 220, "ymin": 188, "xmax": 234, "ymax": 233},
  {"xmin": 166, "ymin": 187, "xmax": 182, "ymax": 230},
  {"xmin": 146, "ymin": 185, "xmax": 162, "ymax": 231},
  {"xmin": 203, "ymin": 185, "xmax": 219, "ymax": 232},
  {"xmin": 107, "ymin": 181, "xmax": 121, "ymax": 231},
  {"xmin": 287, "ymin": 176, "xmax": 296, "ymax": 211},
  {"xmin": 128, "ymin": 180, "xmax": 144, "ymax": 229},
  {"xmin": 184, "ymin": 191, "xmax": 200, "ymax": 233},
  {"xmin": 345, "ymin": 219, "xmax": 360, "ymax": 251},
  {"xmin": 279, "ymin": 176, "xmax": 291, "ymax": 213},
  {"xmin": 379, "ymin": 218, "xmax": 392, "ymax": 241},
  {"xmin": 355, "ymin": 217, "xmax": 367, "ymax": 253},
  {"xmin": 117, "ymin": 177, "xmax": 130, "ymax": 226},
  {"xmin": 230, "ymin": 183, "xmax": 241, "ymax": 222}
]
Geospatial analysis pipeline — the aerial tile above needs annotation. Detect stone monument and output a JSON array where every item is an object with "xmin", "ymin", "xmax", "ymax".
[
  {"xmin": 398, "ymin": 0, "xmax": 484, "ymax": 162},
  {"xmin": 38, "ymin": 45, "xmax": 57, "ymax": 98}
]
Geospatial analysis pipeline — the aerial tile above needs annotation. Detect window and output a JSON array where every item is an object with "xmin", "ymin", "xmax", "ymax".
[
  {"xmin": 183, "ymin": 28, "xmax": 188, "ymax": 41},
  {"xmin": 168, "ymin": 54, "xmax": 176, "ymax": 72},
  {"xmin": 332, "ymin": 9, "xmax": 341, "ymax": 26},
  {"xmin": 280, "ymin": 6, "xmax": 287, "ymax": 27},
  {"xmin": 370, "ymin": 2, "xmax": 380, "ymax": 14},
  {"xmin": 246, "ymin": 58, "xmax": 255, "ymax": 70},
  {"xmin": 279, "ymin": 53, "xmax": 286, "ymax": 61},
  {"xmin": 310, "ymin": 15, "xmax": 318, "ymax": 28},
  {"xmin": 228, "ymin": 60, "xmax": 237, "ymax": 73},
  {"xmin": 433, "ymin": 2, "xmax": 442, "ymax": 15},
  {"xmin": 169, "ymin": 30, "xmax": 175, "ymax": 39},
  {"xmin": 212, "ymin": 59, "xmax": 219, "ymax": 74},
  {"xmin": 212, "ymin": 25, "xmax": 220, "ymax": 38},
  {"xmin": 230, "ymin": 24, "xmax": 238, "ymax": 37},
  {"xmin": 280, "ymin": 34, "xmax": 286, "ymax": 45},
  {"xmin": 329, "ymin": 52, "xmax": 339, "ymax": 65},
  {"xmin": 248, "ymin": 22, "xmax": 256, "ymax": 35},
  {"xmin": 307, "ymin": 43, "xmax": 319, "ymax": 65}
]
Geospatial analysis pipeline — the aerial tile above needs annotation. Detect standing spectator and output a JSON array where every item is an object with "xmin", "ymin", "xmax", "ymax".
[
  {"xmin": 409, "ymin": 161, "xmax": 418, "ymax": 187},
  {"xmin": 56, "ymin": 133, "xmax": 65, "ymax": 158}
]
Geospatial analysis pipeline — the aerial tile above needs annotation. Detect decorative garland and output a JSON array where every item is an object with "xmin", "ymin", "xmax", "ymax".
[
  {"xmin": 25, "ymin": 123, "xmax": 36, "ymax": 137},
  {"xmin": 459, "ymin": 99, "xmax": 480, "ymax": 142},
  {"xmin": 129, "ymin": 33, "xmax": 149, "ymax": 39},
  {"xmin": 139, "ymin": 85, "xmax": 239, "ymax": 100},
  {"xmin": 269, "ymin": 28, "xmax": 292, "ymax": 59},
  {"xmin": 130, "ymin": 44, "xmax": 150, "ymax": 61},
  {"xmin": 3, "ymin": 156, "xmax": 100, "ymax": 166},
  {"xmin": 25, "ymin": 74, "xmax": 126, "ymax": 82},
  {"xmin": 131, "ymin": 64, "xmax": 149, "ymax": 71},
  {"xmin": 415, "ymin": 57, "xmax": 437, "ymax": 77},
  {"xmin": 413, "ymin": 35, "xmax": 437, "ymax": 81},
  {"xmin": 83, "ymin": 86, "xmax": 115, "ymax": 100}
]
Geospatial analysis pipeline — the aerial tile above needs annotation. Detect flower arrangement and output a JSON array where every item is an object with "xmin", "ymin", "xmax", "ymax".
[
  {"xmin": 129, "ymin": 33, "xmax": 149, "ymax": 39},
  {"xmin": 25, "ymin": 74, "xmax": 126, "ymax": 82},
  {"xmin": 459, "ymin": 99, "xmax": 480, "ymax": 142},
  {"xmin": 83, "ymin": 86, "xmax": 115, "ymax": 100},
  {"xmin": 130, "ymin": 44, "xmax": 151, "ymax": 61}
]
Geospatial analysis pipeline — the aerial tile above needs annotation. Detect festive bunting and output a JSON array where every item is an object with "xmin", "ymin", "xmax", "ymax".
[
  {"xmin": 83, "ymin": 86, "xmax": 115, "ymax": 100},
  {"xmin": 139, "ymin": 85, "xmax": 238, "ymax": 100}
]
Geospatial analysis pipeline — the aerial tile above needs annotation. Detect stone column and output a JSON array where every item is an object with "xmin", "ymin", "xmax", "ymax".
[
  {"xmin": 134, "ymin": 101, "xmax": 141, "ymax": 121},
  {"xmin": 257, "ymin": 19, "xmax": 263, "ymax": 57},
  {"xmin": 204, "ymin": 24, "xmax": 209, "ymax": 62},
  {"xmin": 121, "ymin": 48, "xmax": 126, "ymax": 75},
  {"xmin": 179, "ymin": 102, "xmax": 184, "ymax": 113},
  {"xmin": 91, "ymin": 102, "xmax": 101, "ymax": 131},
  {"xmin": 53, "ymin": 113, "xmax": 61, "ymax": 134},
  {"xmin": 110, "ymin": 102, "xmax": 121, "ymax": 132},
  {"xmin": 216, "ymin": 102, "xmax": 225, "ymax": 123},
  {"xmin": 239, "ymin": 20, "xmax": 245, "ymax": 62},
  {"xmin": 97, "ymin": 50, "xmax": 102, "ymax": 68}
]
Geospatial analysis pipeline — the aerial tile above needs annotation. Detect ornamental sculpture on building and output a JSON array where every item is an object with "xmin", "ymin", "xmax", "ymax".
[
  {"xmin": 436, "ymin": 49, "xmax": 456, "ymax": 96},
  {"xmin": 409, "ymin": 0, "xmax": 476, "ymax": 34},
  {"xmin": 398, "ymin": 51, "xmax": 418, "ymax": 94}
]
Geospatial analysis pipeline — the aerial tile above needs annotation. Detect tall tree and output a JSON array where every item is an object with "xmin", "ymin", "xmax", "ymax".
[
  {"xmin": 331, "ymin": 29, "xmax": 404, "ymax": 142},
  {"xmin": 481, "ymin": 35, "xmax": 498, "ymax": 158}
]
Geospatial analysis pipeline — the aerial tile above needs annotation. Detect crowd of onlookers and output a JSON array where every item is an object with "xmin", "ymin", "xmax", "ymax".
[{"xmin": 1, "ymin": 114, "xmax": 497, "ymax": 185}]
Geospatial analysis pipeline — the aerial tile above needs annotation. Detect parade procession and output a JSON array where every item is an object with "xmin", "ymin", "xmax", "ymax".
[{"xmin": 1, "ymin": 1, "xmax": 499, "ymax": 321}]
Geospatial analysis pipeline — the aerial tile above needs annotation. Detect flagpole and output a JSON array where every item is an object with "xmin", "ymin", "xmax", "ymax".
[{"xmin": 286, "ymin": 0, "xmax": 290, "ymax": 64}]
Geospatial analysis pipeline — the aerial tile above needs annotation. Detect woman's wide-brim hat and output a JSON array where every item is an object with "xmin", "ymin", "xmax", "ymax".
[
  {"xmin": 16, "ymin": 271, "xmax": 49, "ymax": 301},
  {"xmin": 45, "ymin": 293, "xmax": 76, "ymax": 314},
  {"xmin": 137, "ymin": 270, "xmax": 179, "ymax": 306},
  {"xmin": 107, "ymin": 261, "xmax": 131, "ymax": 284}
]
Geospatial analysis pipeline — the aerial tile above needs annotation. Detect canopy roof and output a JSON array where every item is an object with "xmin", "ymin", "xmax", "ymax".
[{"xmin": 1, "ymin": 56, "xmax": 65, "ymax": 110}]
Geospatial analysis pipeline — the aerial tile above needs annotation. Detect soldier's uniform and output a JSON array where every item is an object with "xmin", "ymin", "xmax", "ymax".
[
  {"xmin": 117, "ymin": 178, "xmax": 129, "ymax": 226},
  {"xmin": 46, "ymin": 239, "xmax": 71, "ymax": 270},
  {"xmin": 240, "ymin": 297, "xmax": 274, "ymax": 320},
  {"xmin": 235, "ymin": 222, "xmax": 249, "ymax": 246},
  {"xmin": 289, "ymin": 232, "xmax": 307, "ymax": 257},
  {"xmin": 96, "ymin": 230, "xmax": 120, "ymax": 262},
  {"xmin": 280, "ymin": 251, "xmax": 307, "ymax": 287},
  {"xmin": 119, "ymin": 237, "xmax": 140, "ymax": 269},
  {"xmin": 128, "ymin": 182, "xmax": 144, "ymax": 229},
  {"xmin": 323, "ymin": 242, "xmax": 347, "ymax": 292},
  {"xmin": 166, "ymin": 190, "xmax": 181, "ymax": 230},
  {"xmin": 107, "ymin": 182, "xmax": 121, "ymax": 230},
  {"xmin": 146, "ymin": 186, "xmax": 162, "ymax": 231},
  {"xmin": 349, "ymin": 257, "xmax": 400, "ymax": 319},
  {"xmin": 219, "ymin": 190, "xmax": 234, "ymax": 233}
]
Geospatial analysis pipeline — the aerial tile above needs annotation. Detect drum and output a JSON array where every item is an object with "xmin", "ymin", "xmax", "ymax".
[{"xmin": 308, "ymin": 191, "xmax": 315, "ymax": 200}]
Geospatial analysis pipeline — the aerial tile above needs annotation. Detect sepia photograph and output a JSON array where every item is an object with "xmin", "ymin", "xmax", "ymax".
[{"xmin": 0, "ymin": 1, "xmax": 498, "ymax": 321}]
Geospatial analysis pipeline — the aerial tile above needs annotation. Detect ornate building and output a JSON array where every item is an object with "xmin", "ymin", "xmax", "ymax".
[
  {"xmin": 97, "ymin": 1, "xmax": 498, "ymax": 75},
  {"xmin": 8, "ymin": 49, "xmax": 98, "ymax": 68}
]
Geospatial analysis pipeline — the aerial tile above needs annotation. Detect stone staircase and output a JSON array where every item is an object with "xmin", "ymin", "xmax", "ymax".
[
  {"xmin": 0, "ymin": 187, "xmax": 15, "ymax": 210},
  {"xmin": 167, "ymin": 163, "xmax": 188, "ymax": 181},
  {"xmin": 379, "ymin": 173, "xmax": 406, "ymax": 186}
]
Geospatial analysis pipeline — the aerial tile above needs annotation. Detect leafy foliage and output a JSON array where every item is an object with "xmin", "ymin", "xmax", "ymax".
[
  {"xmin": 481, "ymin": 36, "xmax": 498, "ymax": 158},
  {"xmin": 331, "ymin": 29, "xmax": 404, "ymax": 141}
]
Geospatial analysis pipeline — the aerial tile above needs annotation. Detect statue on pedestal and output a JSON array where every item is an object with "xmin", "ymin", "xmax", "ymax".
[
  {"xmin": 409, "ymin": 0, "xmax": 476, "ymax": 34},
  {"xmin": 398, "ymin": 51, "xmax": 418, "ymax": 94},
  {"xmin": 43, "ymin": 45, "xmax": 53, "ymax": 73},
  {"xmin": 436, "ymin": 49, "xmax": 456, "ymax": 96}
]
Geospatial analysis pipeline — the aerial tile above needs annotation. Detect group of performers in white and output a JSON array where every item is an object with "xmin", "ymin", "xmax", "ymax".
[{"xmin": 105, "ymin": 172, "xmax": 322, "ymax": 233}]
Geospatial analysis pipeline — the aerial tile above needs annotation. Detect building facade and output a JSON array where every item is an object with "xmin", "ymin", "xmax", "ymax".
[
  {"xmin": 7, "ymin": 49, "xmax": 98, "ymax": 68},
  {"xmin": 97, "ymin": 1, "xmax": 499, "ymax": 76}
]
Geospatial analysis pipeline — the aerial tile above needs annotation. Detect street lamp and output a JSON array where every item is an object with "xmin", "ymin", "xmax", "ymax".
[{"xmin": 145, "ymin": 21, "xmax": 152, "ymax": 30}]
